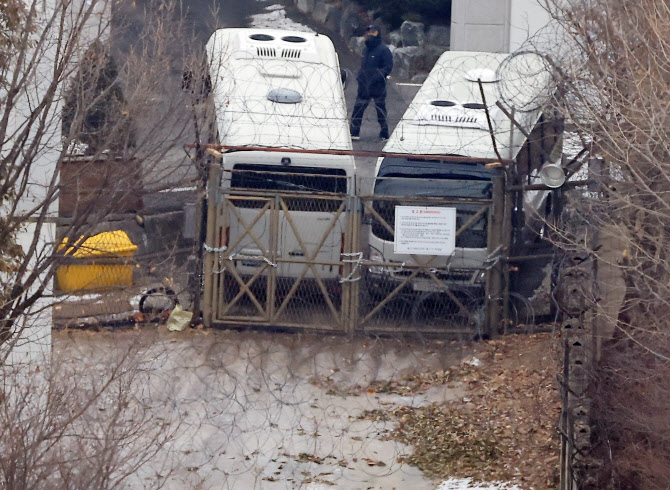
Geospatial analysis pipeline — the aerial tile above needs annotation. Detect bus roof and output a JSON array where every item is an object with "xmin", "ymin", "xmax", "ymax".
[
  {"xmin": 382, "ymin": 51, "xmax": 554, "ymax": 160},
  {"xmin": 206, "ymin": 28, "xmax": 352, "ymax": 152}
]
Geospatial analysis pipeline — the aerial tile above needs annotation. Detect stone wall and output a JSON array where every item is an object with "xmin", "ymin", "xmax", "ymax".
[{"xmin": 290, "ymin": 0, "xmax": 450, "ymax": 81}]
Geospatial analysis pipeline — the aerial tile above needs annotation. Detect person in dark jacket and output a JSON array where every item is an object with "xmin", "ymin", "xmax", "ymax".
[{"xmin": 350, "ymin": 25, "xmax": 393, "ymax": 140}]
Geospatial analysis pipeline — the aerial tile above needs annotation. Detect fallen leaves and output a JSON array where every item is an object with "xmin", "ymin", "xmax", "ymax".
[
  {"xmin": 363, "ymin": 458, "xmax": 387, "ymax": 467},
  {"xmin": 369, "ymin": 333, "xmax": 562, "ymax": 489}
]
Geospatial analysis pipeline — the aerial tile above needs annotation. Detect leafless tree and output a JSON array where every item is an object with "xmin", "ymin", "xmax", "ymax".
[
  {"xmin": 0, "ymin": 0, "xmax": 199, "ymax": 485},
  {"xmin": 0, "ymin": 332, "xmax": 182, "ymax": 489},
  {"xmin": 0, "ymin": 0, "xmax": 196, "ymax": 350},
  {"xmin": 538, "ymin": 0, "xmax": 670, "ymax": 486}
]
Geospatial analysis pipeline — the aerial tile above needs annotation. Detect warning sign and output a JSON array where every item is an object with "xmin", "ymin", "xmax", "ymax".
[{"xmin": 394, "ymin": 206, "xmax": 456, "ymax": 256}]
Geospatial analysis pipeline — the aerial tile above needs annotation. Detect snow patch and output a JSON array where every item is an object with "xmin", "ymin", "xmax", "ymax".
[
  {"xmin": 158, "ymin": 186, "xmax": 196, "ymax": 193},
  {"xmin": 55, "ymin": 293, "xmax": 104, "ymax": 303},
  {"xmin": 250, "ymin": 8, "xmax": 314, "ymax": 32},
  {"xmin": 464, "ymin": 356, "xmax": 480, "ymax": 367},
  {"xmin": 563, "ymin": 130, "xmax": 586, "ymax": 161},
  {"xmin": 437, "ymin": 478, "xmax": 522, "ymax": 490}
]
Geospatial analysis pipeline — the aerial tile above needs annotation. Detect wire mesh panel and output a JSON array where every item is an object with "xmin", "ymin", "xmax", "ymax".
[
  {"xmin": 203, "ymin": 166, "xmax": 354, "ymax": 332},
  {"xmin": 203, "ymin": 166, "xmax": 508, "ymax": 336},
  {"xmin": 270, "ymin": 194, "xmax": 352, "ymax": 330},
  {"xmin": 355, "ymin": 174, "xmax": 501, "ymax": 337},
  {"xmin": 211, "ymin": 194, "xmax": 276, "ymax": 323}
]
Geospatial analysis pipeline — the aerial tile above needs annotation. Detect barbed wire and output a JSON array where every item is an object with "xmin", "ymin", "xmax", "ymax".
[{"xmin": 2, "ymin": 3, "xmax": 570, "ymax": 486}]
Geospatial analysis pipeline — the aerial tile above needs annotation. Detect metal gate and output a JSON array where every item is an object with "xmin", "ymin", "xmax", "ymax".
[
  {"xmin": 353, "ymin": 175, "xmax": 505, "ymax": 336},
  {"xmin": 202, "ymin": 169, "xmax": 507, "ymax": 336},
  {"xmin": 202, "ymin": 166, "xmax": 357, "ymax": 332}
]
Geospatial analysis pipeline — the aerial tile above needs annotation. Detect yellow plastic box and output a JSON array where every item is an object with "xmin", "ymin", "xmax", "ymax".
[{"xmin": 57, "ymin": 231, "xmax": 138, "ymax": 292}]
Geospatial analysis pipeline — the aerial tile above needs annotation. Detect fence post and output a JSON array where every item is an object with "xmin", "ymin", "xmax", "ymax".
[
  {"xmin": 501, "ymin": 170, "xmax": 513, "ymax": 332},
  {"xmin": 557, "ymin": 247, "xmax": 597, "ymax": 489},
  {"xmin": 190, "ymin": 147, "xmax": 209, "ymax": 326},
  {"xmin": 345, "ymin": 193, "xmax": 361, "ymax": 335},
  {"xmin": 266, "ymin": 195, "xmax": 278, "ymax": 322},
  {"xmin": 485, "ymin": 175, "xmax": 504, "ymax": 336},
  {"xmin": 201, "ymin": 163, "xmax": 220, "ymax": 327}
]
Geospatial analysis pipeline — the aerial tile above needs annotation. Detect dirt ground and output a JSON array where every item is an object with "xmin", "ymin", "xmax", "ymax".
[{"xmin": 52, "ymin": 326, "xmax": 560, "ymax": 489}]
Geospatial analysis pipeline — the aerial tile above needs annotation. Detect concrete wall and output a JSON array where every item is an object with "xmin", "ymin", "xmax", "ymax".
[
  {"xmin": 4, "ymin": 0, "xmax": 60, "ymax": 365},
  {"xmin": 450, "ymin": 0, "xmax": 511, "ymax": 53},
  {"xmin": 509, "ymin": 0, "xmax": 556, "ymax": 52},
  {"xmin": 450, "ymin": 0, "xmax": 553, "ymax": 53}
]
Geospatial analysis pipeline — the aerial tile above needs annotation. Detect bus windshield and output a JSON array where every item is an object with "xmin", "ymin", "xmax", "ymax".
[
  {"xmin": 371, "ymin": 157, "xmax": 497, "ymax": 248},
  {"xmin": 229, "ymin": 164, "xmax": 348, "ymax": 212},
  {"xmin": 231, "ymin": 164, "xmax": 347, "ymax": 194}
]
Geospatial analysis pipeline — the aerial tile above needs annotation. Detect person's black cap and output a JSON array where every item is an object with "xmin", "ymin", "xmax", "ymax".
[{"xmin": 366, "ymin": 24, "xmax": 381, "ymax": 33}]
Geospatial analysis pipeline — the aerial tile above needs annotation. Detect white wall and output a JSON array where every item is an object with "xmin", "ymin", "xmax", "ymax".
[
  {"xmin": 4, "ymin": 0, "xmax": 59, "ymax": 366},
  {"xmin": 450, "ymin": 0, "xmax": 554, "ymax": 53},
  {"xmin": 8, "ymin": 226, "xmax": 54, "ymax": 366},
  {"xmin": 509, "ymin": 0, "xmax": 555, "ymax": 52},
  {"xmin": 5, "ymin": 0, "xmax": 111, "ymax": 366}
]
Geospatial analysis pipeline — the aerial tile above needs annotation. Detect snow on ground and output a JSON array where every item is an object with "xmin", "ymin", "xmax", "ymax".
[
  {"xmin": 437, "ymin": 478, "xmax": 522, "ymax": 489},
  {"xmin": 250, "ymin": 4, "xmax": 315, "ymax": 32},
  {"xmin": 563, "ymin": 130, "xmax": 586, "ymax": 162},
  {"xmin": 464, "ymin": 356, "xmax": 480, "ymax": 367},
  {"xmin": 55, "ymin": 328, "xmax": 470, "ymax": 489}
]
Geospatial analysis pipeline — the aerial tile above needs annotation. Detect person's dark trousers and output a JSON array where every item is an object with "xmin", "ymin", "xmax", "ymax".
[{"xmin": 350, "ymin": 94, "xmax": 389, "ymax": 139}]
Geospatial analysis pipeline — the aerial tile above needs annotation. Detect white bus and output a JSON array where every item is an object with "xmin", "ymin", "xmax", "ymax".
[
  {"xmin": 203, "ymin": 28, "xmax": 355, "ymax": 288},
  {"xmin": 366, "ymin": 51, "xmax": 562, "ymax": 299}
]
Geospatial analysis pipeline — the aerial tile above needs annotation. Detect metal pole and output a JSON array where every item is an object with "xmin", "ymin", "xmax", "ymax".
[
  {"xmin": 485, "ymin": 176, "xmax": 504, "ymax": 337},
  {"xmin": 202, "ymin": 163, "xmax": 220, "ymax": 327},
  {"xmin": 268, "ymin": 196, "xmax": 278, "ymax": 322},
  {"xmin": 184, "ymin": 144, "xmax": 514, "ymax": 166},
  {"xmin": 190, "ymin": 146, "xmax": 208, "ymax": 325},
  {"xmin": 348, "ymin": 190, "xmax": 361, "ymax": 336},
  {"xmin": 501, "ymin": 170, "xmax": 513, "ymax": 333}
]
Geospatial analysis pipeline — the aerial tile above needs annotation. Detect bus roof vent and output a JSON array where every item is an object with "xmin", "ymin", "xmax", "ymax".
[
  {"xmin": 267, "ymin": 87, "xmax": 303, "ymax": 104},
  {"xmin": 256, "ymin": 46, "xmax": 277, "ymax": 57},
  {"xmin": 430, "ymin": 100, "xmax": 456, "ymax": 107},
  {"xmin": 282, "ymin": 35, "xmax": 307, "ymax": 43},
  {"xmin": 281, "ymin": 48, "xmax": 302, "ymax": 59},
  {"xmin": 462, "ymin": 102, "xmax": 487, "ymax": 109},
  {"xmin": 414, "ymin": 103, "xmax": 492, "ymax": 130},
  {"xmin": 250, "ymin": 33, "xmax": 275, "ymax": 41}
]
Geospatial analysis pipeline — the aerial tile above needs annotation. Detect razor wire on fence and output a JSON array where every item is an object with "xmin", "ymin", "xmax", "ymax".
[
  {"xmin": 7, "ymin": 0, "xmax": 664, "ymax": 484},
  {"xmin": 0, "ymin": 11, "xmax": 586, "ymax": 487}
]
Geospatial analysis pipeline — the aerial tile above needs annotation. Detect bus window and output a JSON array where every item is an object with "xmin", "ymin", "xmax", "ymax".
[{"xmin": 229, "ymin": 164, "xmax": 347, "ymax": 212}]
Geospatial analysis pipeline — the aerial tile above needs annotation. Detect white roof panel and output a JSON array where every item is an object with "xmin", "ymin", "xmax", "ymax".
[
  {"xmin": 206, "ymin": 28, "xmax": 352, "ymax": 151},
  {"xmin": 383, "ymin": 51, "xmax": 553, "ymax": 160}
]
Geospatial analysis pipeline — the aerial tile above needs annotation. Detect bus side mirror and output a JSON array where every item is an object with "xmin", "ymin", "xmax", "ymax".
[{"xmin": 341, "ymin": 68, "xmax": 348, "ymax": 88}]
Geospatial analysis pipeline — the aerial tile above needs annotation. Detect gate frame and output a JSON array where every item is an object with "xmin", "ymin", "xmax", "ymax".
[
  {"xmin": 198, "ymin": 153, "xmax": 519, "ymax": 336},
  {"xmin": 356, "ymin": 190, "xmax": 502, "ymax": 336},
  {"xmin": 203, "ymin": 165, "xmax": 356, "ymax": 332}
]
